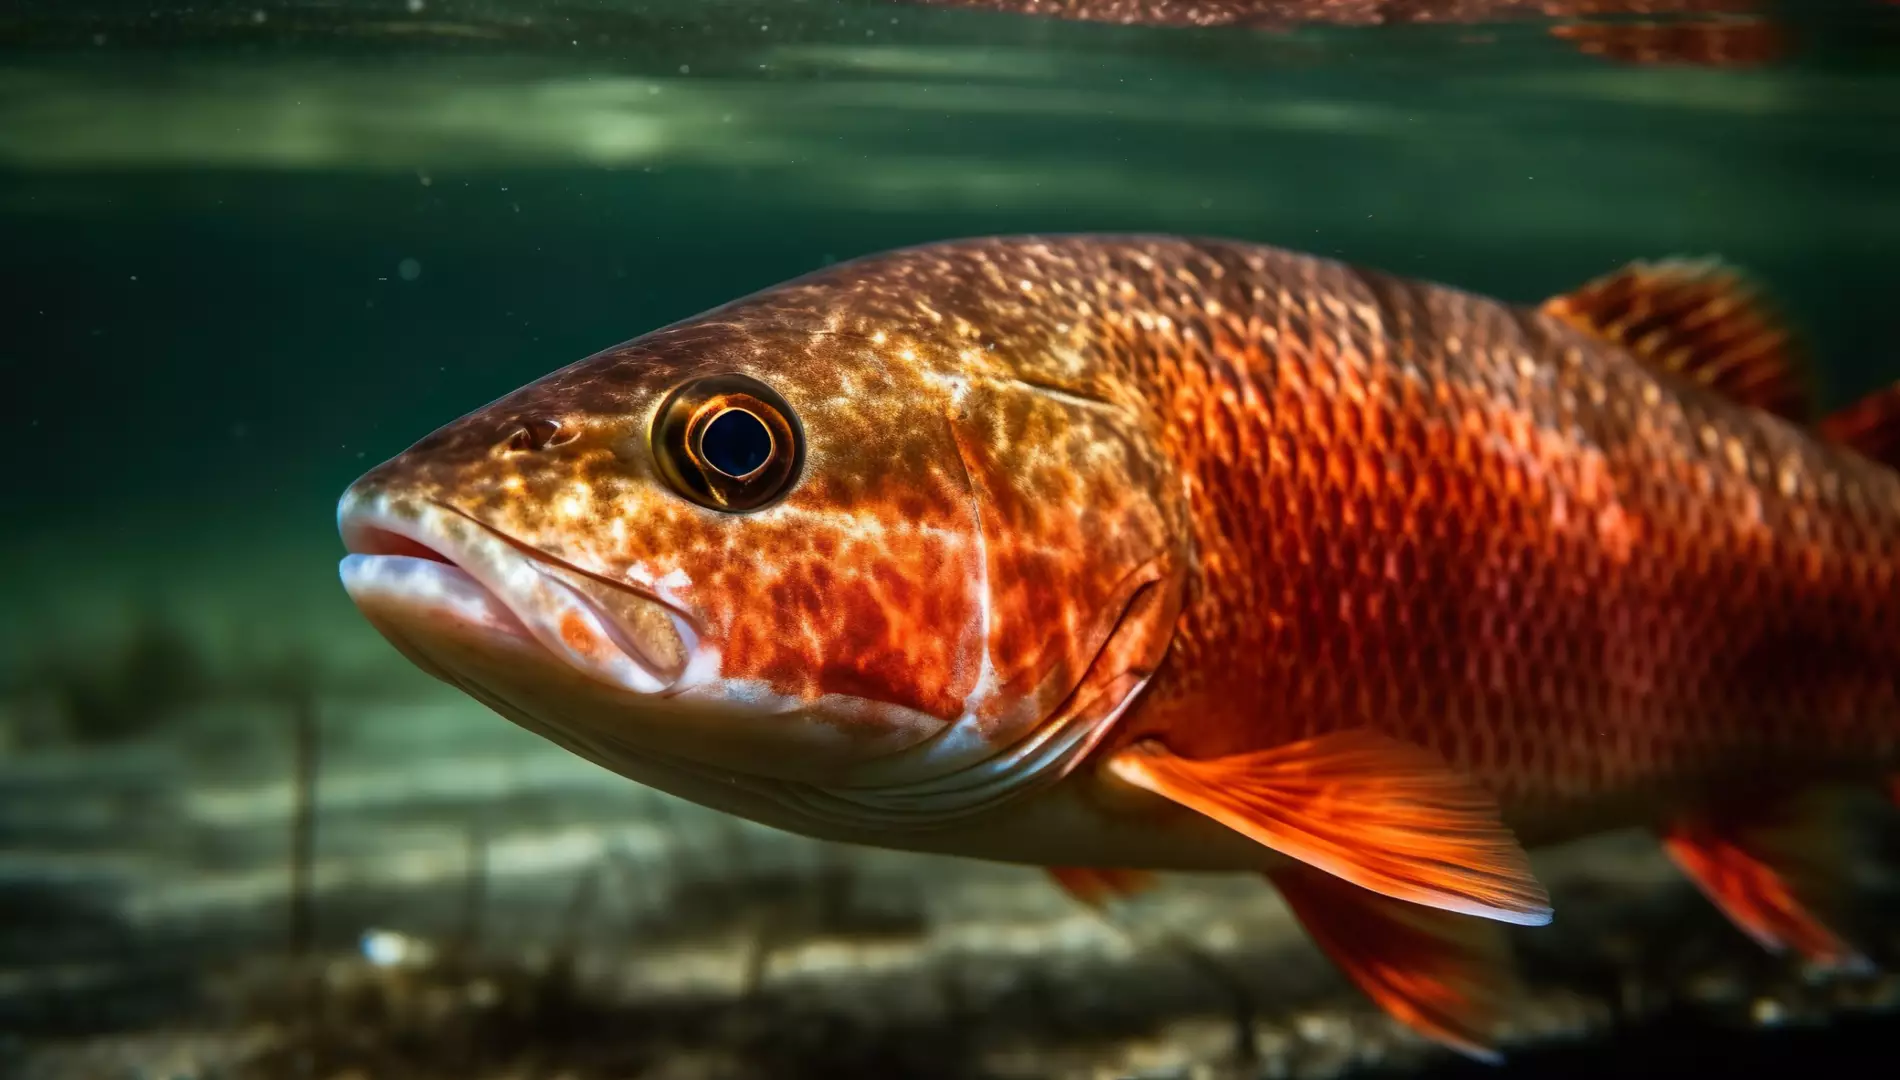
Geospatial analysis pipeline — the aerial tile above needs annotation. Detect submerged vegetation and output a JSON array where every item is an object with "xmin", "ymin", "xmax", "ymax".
[{"xmin": 2, "ymin": 611, "xmax": 212, "ymax": 748}]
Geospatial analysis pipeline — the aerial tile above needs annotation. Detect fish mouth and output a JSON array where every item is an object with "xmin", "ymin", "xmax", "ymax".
[{"xmin": 336, "ymin": 489, "xmax": 702, "ymax": 697}]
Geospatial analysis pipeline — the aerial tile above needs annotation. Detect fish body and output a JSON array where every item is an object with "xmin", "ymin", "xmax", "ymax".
[
  {"xmin": 1086, "ymin": 243, "xmax": 1900, "ymax": 846},
  {"xmin": 338, "ymin": 235, "xmax": 1899, "ymax": 1058}
]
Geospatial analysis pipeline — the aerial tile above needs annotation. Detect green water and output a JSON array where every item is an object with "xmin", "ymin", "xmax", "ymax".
[
  {"xmin": 3, "ymin": 1, "xmax": 1899, "ymax": 1074},
  {"xmin": 8, "ymin": 3, "xmax": 1898, "ymax": 550}
]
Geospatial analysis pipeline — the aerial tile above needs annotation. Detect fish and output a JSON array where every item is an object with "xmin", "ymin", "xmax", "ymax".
[
  {"xmin": 336, "ymin": 235, "xmax": 1900, "ymax": 1060},
  {"xmin": 902, "ymin": 0, "xmax": 1791, "ymax": 68}
]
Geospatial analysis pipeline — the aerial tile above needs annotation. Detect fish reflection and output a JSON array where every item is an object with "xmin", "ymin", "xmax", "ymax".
[{"xmin": 904, "ymin": 0, "xmax": 1789, "ymax": 66}]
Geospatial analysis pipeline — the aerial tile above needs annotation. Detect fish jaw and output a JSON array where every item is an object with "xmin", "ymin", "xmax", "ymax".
[
  {"xmin": 334, "ymin": 481, "xmax": 967, "ymax": 790},
  {"xmin": 337, "ymin": 484, "xmax": 703, "ymax": 698}
]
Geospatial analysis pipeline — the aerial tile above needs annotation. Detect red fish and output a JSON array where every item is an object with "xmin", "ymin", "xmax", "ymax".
[
  {"xmin": 337, "ymin": 236, "xmax": 1898, "ymax": 1059},
  {"xmin": 903, "ymin": 0, "xmax": 1791, "ymax": 67}
]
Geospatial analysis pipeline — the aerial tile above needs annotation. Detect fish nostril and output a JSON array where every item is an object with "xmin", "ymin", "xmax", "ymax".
[{"xmin": 503, "ymin": 416, "xmax": 568, "ymax": 453}]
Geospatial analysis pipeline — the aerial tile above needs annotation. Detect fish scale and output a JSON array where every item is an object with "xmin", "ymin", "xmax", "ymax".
[{"xmin": 934, "ymin": 239, "xmax": 1897, "ymax": 834}]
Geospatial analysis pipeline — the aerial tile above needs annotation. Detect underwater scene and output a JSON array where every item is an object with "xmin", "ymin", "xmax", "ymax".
[{"xmin": 6, "ymin": 1, "xmax": 1900, "ymax": 1077}]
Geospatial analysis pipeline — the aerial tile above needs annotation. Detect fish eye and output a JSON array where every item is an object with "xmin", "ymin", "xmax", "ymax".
[
  {"xmin": 701, "ymin": 408, "xmax": 772, "ymax": 478},
  {"xmin": 651, "ymin": 374, "xmax": 803, "ymax": 512}
]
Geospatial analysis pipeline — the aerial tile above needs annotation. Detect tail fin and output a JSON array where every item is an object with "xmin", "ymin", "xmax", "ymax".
[
  {"xmin": 1819, "ymin": 385, "xmax": 1900, "ymax": 827},
  {"xmin": 1818, "ymin": 381, "xmax": 1900, "ymax": 470},
  {"xmin": 1813, "ymin": 382, "xmax": 1900, "ymax": 936}
]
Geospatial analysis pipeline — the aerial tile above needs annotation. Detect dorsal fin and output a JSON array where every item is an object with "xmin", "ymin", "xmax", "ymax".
[
  {"xmin": 1818, "ymin": 381, "xmax": 1900, "ymax": 470},
  {"xmin": 1539, "ymin": 258, "xmax": 1811, "ymax": 423}
]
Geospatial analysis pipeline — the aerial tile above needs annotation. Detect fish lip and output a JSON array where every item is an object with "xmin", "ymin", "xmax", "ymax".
[
  {"xmin": 336, "ymin": 490, "xmax": 702, "ymax": 696},
  {"xmin": 431, "ymin": 501, "xmax": 709, "ymax": 646}
]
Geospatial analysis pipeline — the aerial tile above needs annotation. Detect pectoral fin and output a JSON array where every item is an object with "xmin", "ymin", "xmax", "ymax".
[
  {"xmin": 1659, "ymin": 790, "xmax": 1869, "ymax": 971},
  {"xmin": 1270, "ymin": 865, "xmax": 1521, "ymax": 1063},
  {"xmin": 1104, "ymin": 731, "xmax": 1551, "ymax": 926},
  {"xmin": 1046, "ymin": 867, "xmax": 1158, "ymax": 907}
]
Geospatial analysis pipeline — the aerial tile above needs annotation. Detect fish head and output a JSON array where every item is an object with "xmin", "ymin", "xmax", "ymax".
[{"xmin": 337, "ymin": 259, "xmax": 1188, "ymax": 839}]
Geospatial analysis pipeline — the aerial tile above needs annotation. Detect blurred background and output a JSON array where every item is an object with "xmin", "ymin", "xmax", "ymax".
[{"xmin": 3, "ymin": 2, "xmax": 1898, "ymax": 1077}]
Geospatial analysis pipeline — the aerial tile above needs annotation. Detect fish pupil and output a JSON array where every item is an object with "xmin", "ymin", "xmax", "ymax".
[{"xmin": 701, "ymin": 408, "xmax": 772, "ymax": 478}]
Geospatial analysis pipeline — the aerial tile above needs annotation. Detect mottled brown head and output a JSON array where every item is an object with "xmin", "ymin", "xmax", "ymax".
[{"xmin": 337, "ymin": 243, "xmax": 1189, "ymax": 834}]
